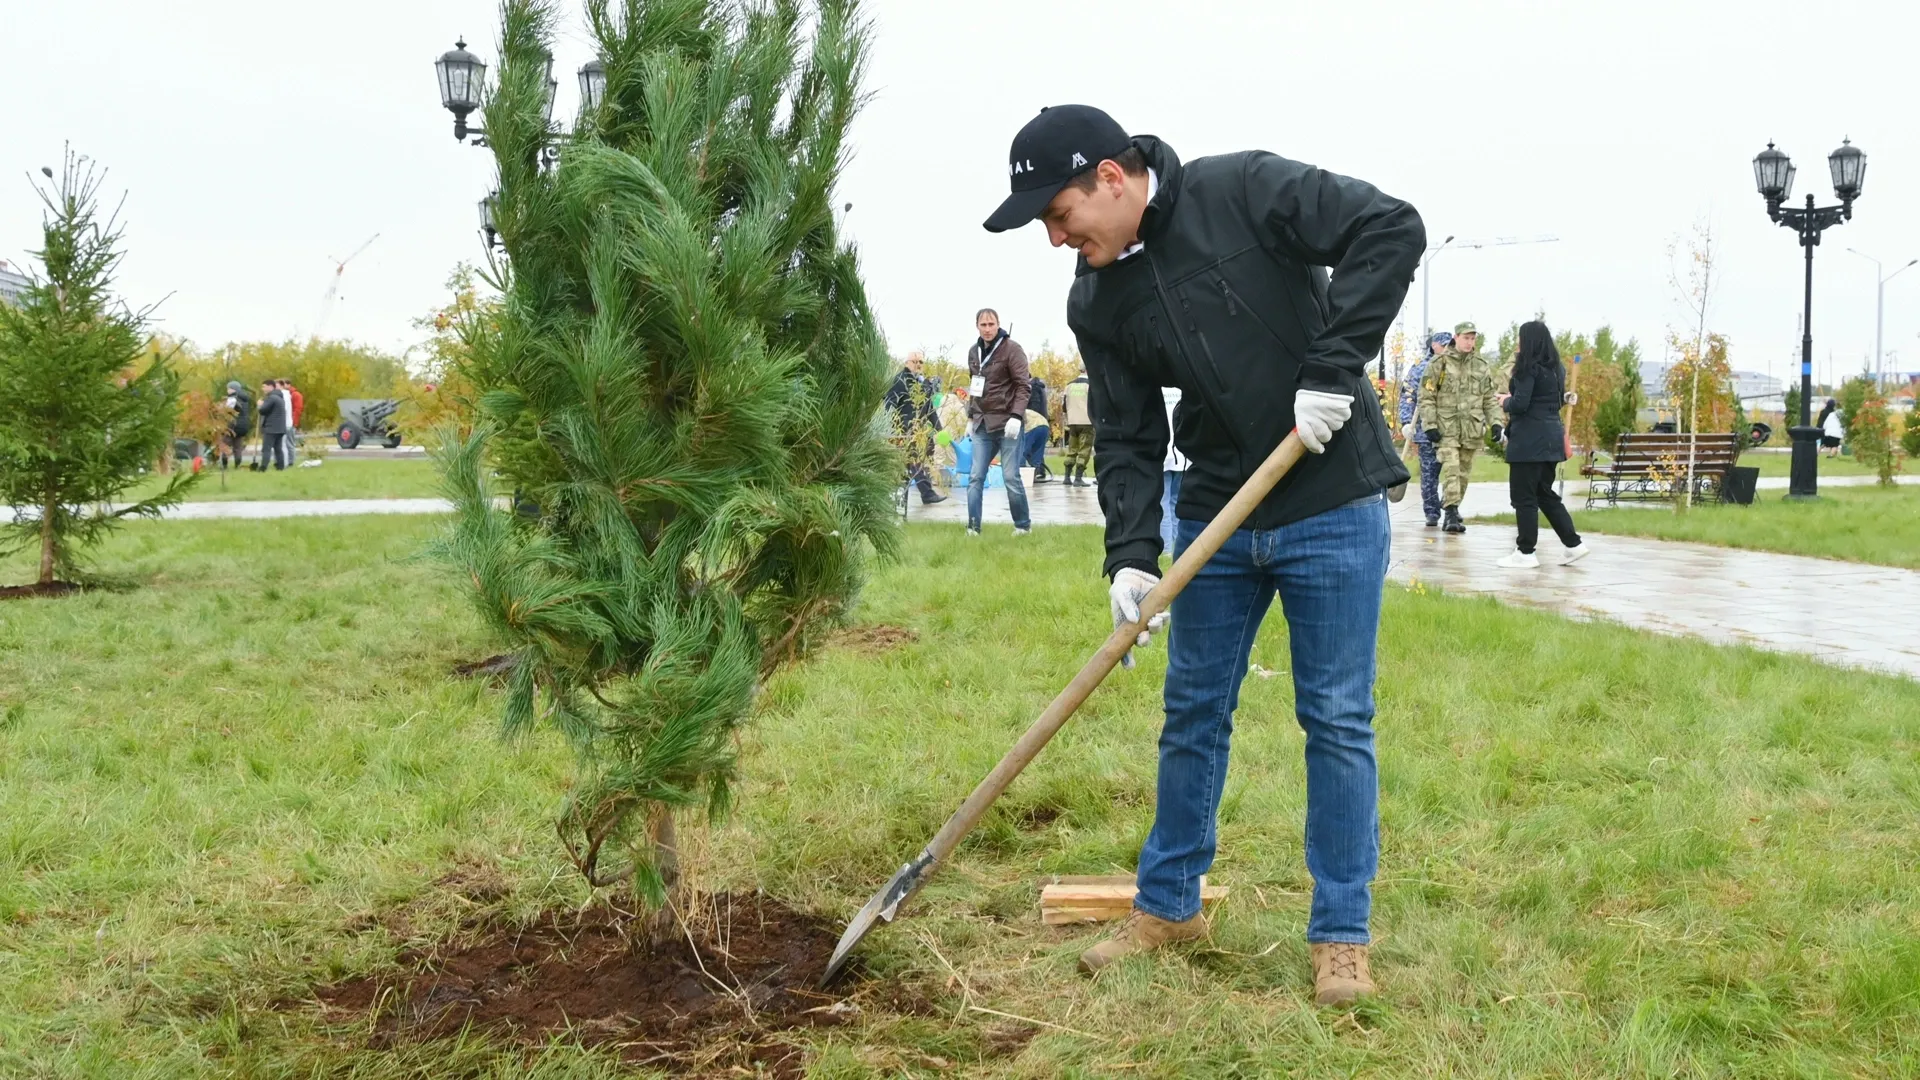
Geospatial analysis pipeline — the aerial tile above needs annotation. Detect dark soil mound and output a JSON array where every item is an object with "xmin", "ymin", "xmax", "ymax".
[
  {"xmin": 317, "ymin": 892, "xmax": 916, "ymax": 1076},
  {"xmin": 0, "ymin": 581, "xmax": 81, "ymax": 601},
  {"xmin": 450, "ymin": 653, "xmax": 517, "ymax": 679},
  {"xmin": 824, "ymin": 623, "xmax": 918, "ymax": 654}
]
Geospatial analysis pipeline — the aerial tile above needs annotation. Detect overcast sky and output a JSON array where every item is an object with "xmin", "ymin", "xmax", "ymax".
[{"xmin": 4, "ymin": 0, "xmax": 1916, "ymax": 386}]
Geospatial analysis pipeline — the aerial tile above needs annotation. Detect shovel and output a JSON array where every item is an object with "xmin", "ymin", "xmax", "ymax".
[{"xmin": 823, "ymin": 430, "xmax": 1309, "ymax": 984}]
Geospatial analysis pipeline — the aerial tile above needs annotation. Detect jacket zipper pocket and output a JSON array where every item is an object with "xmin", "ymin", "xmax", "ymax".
[
  {"xmin": 1150, "ymin": 258, "xmax": 1246, "ymax": 462},
  {"xmin": 1218, "ymin": 277, "xmax": 1297, "ymax": 362}
]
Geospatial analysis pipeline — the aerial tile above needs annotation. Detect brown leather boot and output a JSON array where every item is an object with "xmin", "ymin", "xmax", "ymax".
[
  {"xmin": 1310, "ymin": 942, "xmax": 1375, "ymax": 1006},
  {"xmin": 1078, "ymin": 909, "xmax": 1209, "ymax": 974}
]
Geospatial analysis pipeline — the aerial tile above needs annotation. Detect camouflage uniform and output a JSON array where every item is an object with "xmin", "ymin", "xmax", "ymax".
[
  {"xmin": 1414, "ymin": 322, "xmax": 1501, "ymax": 510},
  {"xmin": 1399, "ymin": 352, "xmax": 1442, "ymax": 524},
  {"xmin": 1061, "ymin": 374, "xmax": 1095, "ymax": 485}
]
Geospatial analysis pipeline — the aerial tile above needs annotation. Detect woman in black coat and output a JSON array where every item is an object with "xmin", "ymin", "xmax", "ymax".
[{"xmin": 1496, "ymin": 321, "xmax": 1588, "ymax": 568}]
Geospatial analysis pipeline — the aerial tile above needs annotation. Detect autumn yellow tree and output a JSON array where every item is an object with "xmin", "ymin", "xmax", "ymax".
[
  {"xmin": 396, "ymin": 263, "xmax": 496, "ymax": 443},
  {"xmin": 1027, "ymin": 342, "xmax": 1082, "ymax": 429}
]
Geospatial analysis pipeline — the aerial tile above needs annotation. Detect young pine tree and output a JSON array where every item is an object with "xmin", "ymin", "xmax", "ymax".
[
  {"xmin": 431, "ymin": 0, "xmax": 899, "ymax": 911},
  {"xmin": 0, "ymin": 152, "xmax": 192, "ymax": 588}
]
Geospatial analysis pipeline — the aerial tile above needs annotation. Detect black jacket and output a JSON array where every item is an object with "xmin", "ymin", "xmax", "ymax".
[
  {"xmin": 883, "ymin": 368, "xmax": 937, "ymax": 435},
  {"xmin": 1501, "ymin": 359, "xmax": 1567, "ymax": 463},
  {"xmin": 226, "ymin": 389, "xmax": 254, "ymax": 437},
  {"xmin": 258, "ymin": 390, "xmax": 289, "ymax": 436},
  {"xmin": 1067, "ymin": 137, "xmax": 1423, "ymax": 577}
]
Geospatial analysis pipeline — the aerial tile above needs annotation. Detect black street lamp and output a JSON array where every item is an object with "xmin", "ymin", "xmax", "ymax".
[
  {"xmin": 478, "ymin": 192, "xmax": 501, "ymax": 251},
  {"xmin": 577, "ymin": 58, "xmax": 606, "ymax": 113},
  {"xmin": 437, "ymin": 38, "xmax": 604, "ymax": 253},
  {"xmin": 435, "ymin": 39, "xmax": 488, "ymax": 144},
  {"xmin": 1753, "ymin": 138, "xmax": 1868, "ymax": 500}
]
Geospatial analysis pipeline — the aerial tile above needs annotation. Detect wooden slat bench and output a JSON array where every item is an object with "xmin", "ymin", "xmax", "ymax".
[{"xmin": 1581, "ymin": 432, "xmax": 1741, "ymax": 508}]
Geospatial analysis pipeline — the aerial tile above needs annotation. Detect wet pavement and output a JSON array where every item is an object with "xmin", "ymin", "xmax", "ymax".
[{"xmin": 903, "ymin": 473, "xmax": 1920, "ymax": 681}]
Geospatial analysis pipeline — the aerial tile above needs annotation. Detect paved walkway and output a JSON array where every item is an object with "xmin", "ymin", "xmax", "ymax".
[
  {"xmin": 157, "ymin": 498, "xmax": 453, "ymax": 519},
  {"xmin": 49, "ymin": 470, "xmax": 1916, "ymax": 680}
]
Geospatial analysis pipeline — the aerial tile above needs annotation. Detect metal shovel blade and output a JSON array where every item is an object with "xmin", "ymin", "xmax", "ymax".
[{"xmin": 821, "ymin": 848, "xmax": 933, "ymax": 985}]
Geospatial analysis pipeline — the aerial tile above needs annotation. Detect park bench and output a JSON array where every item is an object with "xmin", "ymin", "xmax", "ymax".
[{"xmin": 1581, "ymin": 431, "xmax": 1741, "ymax": 508}]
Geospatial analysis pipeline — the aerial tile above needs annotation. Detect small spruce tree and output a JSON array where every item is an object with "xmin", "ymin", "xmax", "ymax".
[
  {"xmin": 431, "ymin": 0, "xmax": 898, "ymax": 911},
  {"xmin": 0, "ymin": 152, "xmax": 192, "ymax": 588}
]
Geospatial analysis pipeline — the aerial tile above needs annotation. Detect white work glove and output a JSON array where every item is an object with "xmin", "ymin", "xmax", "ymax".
[
  {"xmin": 1563, "ymin": 391, "xmax": 1579, "ymax": 406},
  {"xmin": 1294, "ymin": 390, "xmax": 1353, "ymax": 454},
  {"xmin": 1003, "ymin": 417, "xmax": 1022, "ymax": 439},
  {"xmin": 1400, "ymin": 423, "xmax": 1417, "ymax": 443},
  {"xmin": 1109, "ymin": 568, "xmax": 1167, "ymax": 670}
]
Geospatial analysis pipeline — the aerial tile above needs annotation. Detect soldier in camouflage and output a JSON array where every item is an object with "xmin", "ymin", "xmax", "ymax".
[
  {"xmin": 1414, "ymin": 321, "xmax": 1503, "ymax": 533},
  {"xmin": 1062, "ymin": 368, "xmax": 1094, "ymax": 486}
]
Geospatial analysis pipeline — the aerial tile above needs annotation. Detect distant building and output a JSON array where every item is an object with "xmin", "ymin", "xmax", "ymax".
[
  {"xmin": 1732, "ymin": 371, "xmax": 1783, "ymax": 402},
  {"xmin": 1640, "ymin": 363, "xmax": 1781, "ymax": 403},
  {"xmin": 0, "ymin": 261, "xmax": 28, "ymax": 308}
]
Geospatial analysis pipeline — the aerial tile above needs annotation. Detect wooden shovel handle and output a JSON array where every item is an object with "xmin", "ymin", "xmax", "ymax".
[{"xmin": 919, "ymin": 431, "xmax": 1309, "ymax": 866}]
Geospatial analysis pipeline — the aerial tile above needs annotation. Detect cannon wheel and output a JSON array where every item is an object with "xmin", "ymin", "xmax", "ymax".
[
  {"xmin": 382, "ymin": 433, "xmax": 402, "ymax": 449},
  {"xmin": 337, "ymin": 424, "xmax": 362, "ymax": 450}
]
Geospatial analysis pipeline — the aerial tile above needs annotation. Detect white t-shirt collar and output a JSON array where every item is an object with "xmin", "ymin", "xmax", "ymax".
[{"xmin": 1115, "ymin": 168, "xmax": 1160, "ymax": 262}]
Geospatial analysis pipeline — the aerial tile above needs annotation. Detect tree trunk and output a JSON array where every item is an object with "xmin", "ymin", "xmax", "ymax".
[
  {"xmin": 38, "ymin": 490, "xmax": 56, "ymax": 586},
  {"xmin": 643, "ymin": 808, "xmax": 684, "ymax": 946}
]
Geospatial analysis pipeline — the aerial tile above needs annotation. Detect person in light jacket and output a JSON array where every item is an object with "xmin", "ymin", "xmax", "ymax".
[
  {"xmin": 1160, "ymin": 386, "xmax": 1188, "ymax": 555},
  {"xmin": 1818, "ymin": 398, "xmax": 1844, "ymax": 458},
  {"xmin": 1495, "ymin": 321, "xmax": 1587, "ymax": 568}
]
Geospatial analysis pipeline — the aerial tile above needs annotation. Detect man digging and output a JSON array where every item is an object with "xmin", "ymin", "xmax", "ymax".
[{"xmin": 984, "ymin": 106, "xmax": 1422, "ymax": 1005}]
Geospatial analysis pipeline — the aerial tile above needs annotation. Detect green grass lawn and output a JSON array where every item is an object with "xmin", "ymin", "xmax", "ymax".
[
  {"xmin": 1475, "ymin": 484, "xmax": 1920, "ymax": 570},
  {"xmin": 128, "ymin": 455, "xmax": 447, "ymax": 502},
  {"xmin": 4, "ymin": 520, "xmax": 1919, "ymax": 1076}
]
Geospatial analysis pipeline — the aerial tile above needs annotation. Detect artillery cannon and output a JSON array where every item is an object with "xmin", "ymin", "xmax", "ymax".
[{"xmin": 335, "ymin": 398, "xmax": 404, "ymax": 450}]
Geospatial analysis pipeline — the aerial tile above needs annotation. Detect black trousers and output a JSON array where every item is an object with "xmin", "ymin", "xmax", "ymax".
[
  {"xmin": 902, "ymin": 432, "xmax": 939, "ymax": 502},
  {"xmin": 258, "ymin": 434, "xmax": 287, "ymax": 470},
  {"xmin": 1508, "ymin": 460, "xmax": 1580, "ymax": 554}
]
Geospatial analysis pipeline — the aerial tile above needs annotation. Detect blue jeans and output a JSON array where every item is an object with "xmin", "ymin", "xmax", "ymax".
[
  {"xmin": 1020, "ymin": 424, "xmax": 1051, "ymax": 475},
  {"xmin": 967, "ymin": 428, "xmax": 1030, "ymax": 530},
  {"xmin": 1135, "ymin": 492, "xmax": 1390, "ymax": 944},
  {"xmin": 1161, "ymin": 470, "xmax": 1183, "ymax": 554}
]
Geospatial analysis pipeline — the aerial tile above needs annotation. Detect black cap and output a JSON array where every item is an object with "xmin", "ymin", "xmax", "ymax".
[{"xmin": 983, "ymin": 105, "xmax": 1131, "ymax": 233}]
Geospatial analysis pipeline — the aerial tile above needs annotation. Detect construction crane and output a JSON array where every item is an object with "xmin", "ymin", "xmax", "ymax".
[{"xmin": 313, "ymin": 233, "xmax": 380, "ymax": 340}]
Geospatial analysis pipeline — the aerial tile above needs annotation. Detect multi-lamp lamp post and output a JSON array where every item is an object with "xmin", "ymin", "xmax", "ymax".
[
  {"xmin": 433, "ymin": 38, "xmax": 608, "ymax": 251},
  {"xmin": 1750, "ymin": 137, "xmax": 1868, "ymax": 500}
]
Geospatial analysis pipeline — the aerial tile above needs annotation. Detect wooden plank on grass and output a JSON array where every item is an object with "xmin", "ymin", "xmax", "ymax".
[{"xmin": 1039, "ymin": 877, "xmax": 1227, "ymax": 925}]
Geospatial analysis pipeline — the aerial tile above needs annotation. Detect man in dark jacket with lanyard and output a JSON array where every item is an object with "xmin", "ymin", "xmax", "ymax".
[
  {"xmin": 964, "ymin": 309, "xmax": 1033, "ymax": 535},
  {"xmin": 985, "ymin": 105, "xmax": 1422, "ymax": 1005}
]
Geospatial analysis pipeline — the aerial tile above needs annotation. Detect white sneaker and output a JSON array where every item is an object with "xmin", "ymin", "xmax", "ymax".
[
  {"xmin": 1562, "ymin": 542, "xmax": 1590, "ymax": 565},
  {"xmin": 1013, "ymin": 527, "xmax": 1032, "ymax": 536},
  {"xmin": 1497, "ymin": 549, "xmax": 1540, "ymax": 569},
  {"xmin": 965, "ymin": 527, "xmax": 981, "ymax": 537}
]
